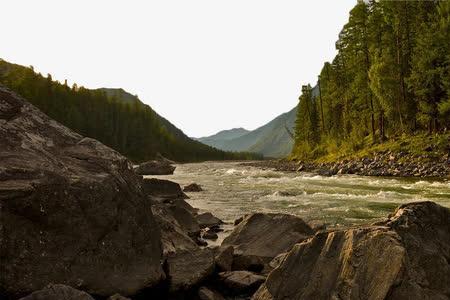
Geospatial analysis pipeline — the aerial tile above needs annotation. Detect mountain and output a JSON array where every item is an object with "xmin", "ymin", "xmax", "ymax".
[
  {"xmin": 197, "ymin": 107, "xmax": 297, "ymax": 158},
  {"xmin": 197, "ymin": 85, "xmax": 319, "ymax": 158},
  {"xmin": 0, "ymin": 59, "xmax": 261, "ymax": 162},
  {"xmin": 97, "ymin": 88, "xmax": 198, "ymax": 142},
  {"xmin": 97, "ymin": 88, "xmax": 141, "ymax": 104},
  {"xmin": 196, "ymin": 128, "xmax": 250, "ymax": 149}
]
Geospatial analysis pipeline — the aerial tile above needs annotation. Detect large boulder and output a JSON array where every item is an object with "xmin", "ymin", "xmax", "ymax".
[
  {"xmin": 196, "ymin": 212, "xmax": 224, "ymax": 229},
  {"xmin": 222, "ymin": 213, "xmax": 314, "ymax": 271},
  {"xmin": 166, "ymin": 248, "xmax": 215, "ymax": 292},
  {"xmin": 253, "ymin": 202, "xmax": 450, "ymax": 300},
  {"xmin": 19, "ymin": 284, "xmax": 94, "ymax": 300},
  {"xmin": 134, "ymin": 160, "xmax": 176, "ymax": 175},
  {"xmin": 152, "ymin": 203, "xmax": 199, "ymax": 256},
  {"xmin": 0, "ymin": 87, "xmax": 163, "ymax": 298},
  {"xmin": 142, "ymin": 178, "xmax": 188, "ymax": 201},
  {"xmin": 218, "ymin": 271, "xmax": 266, "ymax": 295},
  {"xmin": 198, "ymin": 286, "xmax": 225, "ymax": 300},
  {"xmin": 152, "ymin": 202, "xmax": 214, "ymax": 292},
  {"xmin": 183, "ymin": 183, "xmax": 203, "ymax": 192}
]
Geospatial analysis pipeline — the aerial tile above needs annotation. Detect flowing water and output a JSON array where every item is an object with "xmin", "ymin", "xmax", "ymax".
[{"xmin": 154, "ymin": 161, "xmax": 450, "ymax": 227}]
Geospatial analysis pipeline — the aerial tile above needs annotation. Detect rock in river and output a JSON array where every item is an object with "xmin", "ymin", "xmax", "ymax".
[
  {"xmin": 196, "ymin": 212, "xmax": 224, "ymax": 228},
  {"xmin": 142, "ymin": 178, "xmax": 188, "ymax": 200},
  {"xmin": 0, "ymin": 87, "xmax": 163, "ymax": 298},
  {"xmin": 253, "ymin": 201, "xmax": 450, "ymax": 300},
  {"xmin": 134, "ymin": 160, "xmax": 176, "ymax": 175},
  {"xmin": 222, "ymin": 213, "xmax": 314, "ymax": 271},
  {"xmin": 183, "ymin": 183, "xmax": 203, "ymax": 192}
]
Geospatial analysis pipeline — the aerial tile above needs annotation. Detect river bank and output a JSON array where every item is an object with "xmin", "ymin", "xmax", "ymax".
[{"xmin": 244, "ymin": 149, "xmax": 450, "ymax": 178}]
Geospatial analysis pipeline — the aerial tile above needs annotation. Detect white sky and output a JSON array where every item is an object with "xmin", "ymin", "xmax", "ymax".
[{"xmin": 0, "ymin": 0, "xmax": 355, "ymax": 137}]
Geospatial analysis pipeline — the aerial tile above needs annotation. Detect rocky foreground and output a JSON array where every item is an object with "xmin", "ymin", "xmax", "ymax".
[{"xmin": 1, "ymin": 86, "xmax": 450, "ymax": 300}]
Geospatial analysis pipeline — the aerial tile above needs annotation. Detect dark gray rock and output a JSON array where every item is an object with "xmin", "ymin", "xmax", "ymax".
[
  {"xmin": 19, "ymin": 284, "xmax": 94, "ymax": 300},
  {"xmin": 222, "ymin": 213, "xmax": 313, "ymax": 270},
  {"xmin": 198, "ymin": 287, "xmax": 225, "ymax": 300},
  {"xmin": 196, "ymin": 212, "xmax": 224, "ymax": 229},
  {"xmin": 167, "ymin": 248, "xmax": 215, "ymax": 291},
  {"xmin": 134, "ymin": 160, "xmax": 176, "ymax": 175},
  {"xmin": 202, "ymin": 229, "xmax": 219, "ymax": 240},
  {"xmin": 151, "ymin": 199, "xmax": 215, "ymax": 292},
  {"xmin": 183, "ymin": 183, "xmax": 203, "ymax": 192},
  {"xmin": 215, "ymin": 246, "xmax": 234, "ymax": 272},
  {"xmin": 152, "ymin": 203, "xmax": 198, "ymax": 256},
  {"xmin": 234, "ymin": 216, "xmax": 244, "ymax": 226},
  {"xmin": 218, "ymin": 271, "xmax": 265, "ymax": 295},
  {"xmin": 142, "ymin": 178, "xmax": 188, "ymax": 200},
  {"xmin": 108, "ymin": 294, "xmax": 131, "ymax": 300},
  {"xmin": 0, "ymin": 87, "xmax": 163, "ymax": 298},
  {"xmin": 168, "ymin": 204, "xmax": 200, "ymax": 238},
  {"xmin": 253, "ymin": 202, "xmax": 450, "ymax": 300}
]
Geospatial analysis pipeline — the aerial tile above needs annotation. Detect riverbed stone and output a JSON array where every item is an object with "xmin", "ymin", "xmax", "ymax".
[
  {"xmin": 222, "ymin": 213, "xmax": 314, "ymax": 270},
  {"xmin": 142, "ymin": 178, "xmax": 188, "ymax": 200},
  {"xmin": 167, "ymin": 248, "xmax": 215, "ymax": 291},
  {"xmin": 19, "ymin": 284, "xmax": 95, "ymax": 300},
  {"xmin": 0, "ymin": 87, "xmax": 163, "ymax": 298},
  {"xmin": 196, "ymin": 212, "xmax": 224, "ymax": 228},
  {"xmin": 218, "ymin": 271, "xmax": 266, "ymax": 295},
  {"xmin": 202, "ymin": 229, "xmax": 219, "ymax": 240},
  {"xmin": 134, "ymin": 160, "xmax": 176, "ymax": 175},
  {"xmin": 215, "ymin": 245, "xmax": 234, "ymax": 272},
  {"xmin": 108, "ymin": 294, "xmax": 131, "ymax": 300},
  {"xmin": 253, "ymin": 201, "xmax": 450, "ymax": 300},
  {"xmin": 184, "ymin": 183, "xmax": 203, "ymax": 192},
  {"xmin": 198, "ymin": 286, "xmax": 225, "ymax": 300}
]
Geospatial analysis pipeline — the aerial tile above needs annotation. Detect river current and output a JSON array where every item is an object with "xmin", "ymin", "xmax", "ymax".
[{"xmin": 153, "ymin": 161, "xmax": 450, "ymax": 228}]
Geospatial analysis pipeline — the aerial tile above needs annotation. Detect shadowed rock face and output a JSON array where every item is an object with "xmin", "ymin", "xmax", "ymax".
[
  {"xmin": 18, "ymin": 284, "xmax": 95, "ymax": 300},
  {"xmin": 0, "ymin": 87, "xmax": 163, "ymax": 298},
  {"xmin": 134, "ymin": 161, "xmax": 176, "ymax": 175},
  {"xmin": 222, "ymin": 213, "xmax": 314, "ymax": 271},
  {"xmin": 253, "ymin": 202, "xmax": 450, "ymax": 300}
]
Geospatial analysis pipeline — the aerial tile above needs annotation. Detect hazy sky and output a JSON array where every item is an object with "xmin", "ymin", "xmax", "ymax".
[{"xmin": 1, "ymin": 0, "xmax": 355, "ymax": 137}]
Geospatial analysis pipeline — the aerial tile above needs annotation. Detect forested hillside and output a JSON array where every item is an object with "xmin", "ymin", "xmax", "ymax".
[
  {"xmin": 0, "ymin": 59, "xmax": 261, "ymax": 162},
  {"xmin": 196, "ymin": 128, "xmax": 250, "ymax": 149},
  {"xmin": 197, "ymin": 107, "xmax": 298, "ymax": 158},
  {"xmin": 293, "ymin": 0, "xmax": 450, "ymax": 160}
]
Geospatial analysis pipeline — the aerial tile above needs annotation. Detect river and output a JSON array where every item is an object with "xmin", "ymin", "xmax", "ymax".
[{"xmin": 153, "ymin": 161, "xmax": 450, "ymax": 228}]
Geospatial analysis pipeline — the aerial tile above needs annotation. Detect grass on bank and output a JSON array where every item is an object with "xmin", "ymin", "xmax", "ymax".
[{"xmin": 290, "ymin": 132, "xmax": 450, "ymax": 164}]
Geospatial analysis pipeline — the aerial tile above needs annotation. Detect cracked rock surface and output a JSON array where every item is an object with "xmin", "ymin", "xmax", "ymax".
[
  {"xmin": 0, "ymin": 86, "xmax": 164, "ymax": 298},
  {"xmin": 253, "ymin": 201, "xmax": 450, "ymax": 300}
]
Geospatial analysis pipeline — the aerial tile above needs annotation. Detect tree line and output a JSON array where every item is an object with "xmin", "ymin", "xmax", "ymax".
[
  {"xmin": 0, "ymin": 59, "xmax": 261, "ymax": 162},
  {"xmin": 293, "ymin": 0, "xmax": 450, "ymax": 159}
]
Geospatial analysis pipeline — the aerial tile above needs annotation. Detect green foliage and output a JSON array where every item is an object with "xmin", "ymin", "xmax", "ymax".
[
  {"xmin": 293, "ymin": 0, "xmax": 450, "ymax": 161},
  {"xmin": 0, "ymin": 60, "xmax": 261, "ymax": 162}
]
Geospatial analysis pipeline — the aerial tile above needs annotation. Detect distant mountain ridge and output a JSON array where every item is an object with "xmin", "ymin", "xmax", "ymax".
[
  {"xmin": 197, "ymin": 107, "xmax": 297, "ymax": 158},
  {"xmin": 195, "ymin": 128, "xmax": 250, "ymax": 150},
  {"xmin": 197, "ymin": 85, "xmax": 319, "ymax": 158}
]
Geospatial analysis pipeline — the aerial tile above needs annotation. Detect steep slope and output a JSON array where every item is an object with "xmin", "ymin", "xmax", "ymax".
[
  {"xmin": 197, "ymin": 85, "xmax": 320, "ymax": 158},
  {"xmin": 97, "ymin": 88, "xmax": 201, "ymax": 142},
  {"xmin": 0, "ymin": 59, "xmax": 260, "ymax": 162},
  {"xmin": 247, "ymin": 107, "xmax": 297, "ymax": 158},
  {"xmin": 98, "ymin": 88, "xmax": 140, "ymax": 104},
  {"xmin": 196, "ymin": 128, "xmax": 250, "ymax": 150},
  {"xmin": 197, "ymin": 107, "xmax": 297, "ymax": 158}
]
